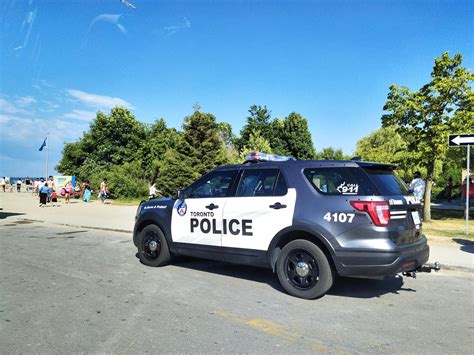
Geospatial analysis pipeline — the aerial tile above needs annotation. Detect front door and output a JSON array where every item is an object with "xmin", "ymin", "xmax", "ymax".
[{"xmin": 171, "ymin": 170, "xmax": 237, "ymax": 247}]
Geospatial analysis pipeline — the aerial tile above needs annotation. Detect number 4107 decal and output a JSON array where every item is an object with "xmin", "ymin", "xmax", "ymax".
[{"xmin": 323, "ymin": 212, "xmax": 355, "ymax": 223}]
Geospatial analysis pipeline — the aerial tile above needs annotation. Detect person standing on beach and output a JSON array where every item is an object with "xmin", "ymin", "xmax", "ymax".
[
  {"xmin": 37, "ymin": 178, "xmax": 45, "ymax": 196},
  {"xmin": 39, "ymin": 182, "xmax": 49, "ymax": 207},
  {"xmin": 65, "ymin": 180, "xmax": 73, "ymax": 203},
  {"xmin": 0, "ymin": 177, "xmax": 5, "ymax": 192},
  {"xmin": 25, "ymin": 177, "xmax": 31, "ymax": 192},
  {"xmin": 48, "ymin": 176, "xmax": 55, "ymax": 191},
  {"xmin": 16, "ymin": 178, "xmax": 22, "ymax": 192},
  {"xmin": 99, "ymin": 178, "xmax": 109, "ymax": 203}
]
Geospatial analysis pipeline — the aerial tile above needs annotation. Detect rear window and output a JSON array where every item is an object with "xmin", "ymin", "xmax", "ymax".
[
  {"xmin": 363, "ymin": 168, "xmax": 409, "ymax": 196},
  {"xmin": 304, "ymin": 167, "xmax": 408, "ymax": 196},
  {"xmin": 304, "ymin": 167, "xmax": 378, "ymax": 196}
]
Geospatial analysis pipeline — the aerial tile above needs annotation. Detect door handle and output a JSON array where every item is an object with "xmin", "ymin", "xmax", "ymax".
[
  {"xmin": 269, "ymin": 202, "xmax": 287, "ymax": 209},
  {"xmin": 205, "ymin": 203, "xmax": 219, "ymax": 210}
]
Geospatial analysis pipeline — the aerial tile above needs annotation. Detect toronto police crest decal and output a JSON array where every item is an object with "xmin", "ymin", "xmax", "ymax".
[{"xmin": 176, "ymin": 201, "xmax": 187, "ymax": 216}]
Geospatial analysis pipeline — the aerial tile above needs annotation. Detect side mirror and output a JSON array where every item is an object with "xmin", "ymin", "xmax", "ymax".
[{"xmin": 177, "ymin": 190, "xmax": 185, "ymax": 200}]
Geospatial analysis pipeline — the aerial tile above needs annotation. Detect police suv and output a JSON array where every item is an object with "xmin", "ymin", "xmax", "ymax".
[{"xmin": 133, "ymin": 152, "xmax": 439, "ymax": 299}]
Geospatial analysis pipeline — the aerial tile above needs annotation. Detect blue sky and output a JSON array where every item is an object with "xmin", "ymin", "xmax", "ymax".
[{"xmin": 0, "ymin": 0, "xmax": 473, "ymax": 177}]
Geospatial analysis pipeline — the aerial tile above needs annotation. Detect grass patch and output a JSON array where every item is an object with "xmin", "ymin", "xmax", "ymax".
[
  {"xmin": 431, "ymin": 209, "xmax": 474, "ymax": 220},
  {"xmin": 424, "ymin": 209, "xmax": 473, "ymax": 239},
  {"xmin": 112, "ymin": 196, "xmax": 148, "ymax": 206}
]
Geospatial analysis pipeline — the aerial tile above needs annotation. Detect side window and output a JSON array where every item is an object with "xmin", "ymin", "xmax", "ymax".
[
  {"xmin": 303, "ymin": 167, "xmax": 377, "ymax": 196},
  {"xmin": 274, "ymin": 173, "xmax": 288, "ymax": 196},
  {"xmin": 186, "ymin": 171, "xmax": 236, "ymax": 198},
  {"xmin": 236, "ymin": 169, "xmax": 285, "ymax": 197}
]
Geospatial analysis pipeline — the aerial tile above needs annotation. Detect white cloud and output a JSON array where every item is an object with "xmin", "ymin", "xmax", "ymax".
[
  {"xmin": 0, "ymin": 98, "xmax": 30, "ymax": 115},
  {"xmin": 39, "ymin": 100, "xmax": 60, "ymax": 113},
  {"xmin": 63, "ymin": 109, "xmax": 96, "ymax": 121},
  {"xmin": 0, "ymin": 114, "xmax": 19, "ymax": 123},
  {"xmin": 15, "ymin": 96, "xmax": 37, "ymax": 107},
  {"xmin": 67, "ymin": 89, "xmax": 134, "ymax": 110},
  {"xmin": 0, "ymin": 114, "xmax": 87, "ymax": 146}
]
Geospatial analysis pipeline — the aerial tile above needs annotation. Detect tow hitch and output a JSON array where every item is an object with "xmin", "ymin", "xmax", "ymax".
[{"xmin": 402, "ymin": 262, "xmax": 441, "ymax": 278}]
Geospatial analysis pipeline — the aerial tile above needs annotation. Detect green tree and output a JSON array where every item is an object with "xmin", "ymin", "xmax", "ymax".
[
  {"xmin": 282, "ymin": 112, "xmax": 316, "ymax": 159},
  {"xmin": 57, "ymin": 107, "xmax": 147, "ymax": 182},
  {"xmin": 182, "ymin": 109, "xmax": 228, "ymax": 175},
  {"xmin": 269, "ymin": 118, "xmax": 289, "ymax": 155},
  {"xmin": 238, "ymin": 105, "xmax": 273, "ymax": 150},
  {"xmin": 87, "ymin": 107, "xmax": 146, "ymax": 166},
  {"xmin": 382, "ymin": 52, "xmax": 474, "ymax": 220},
  {"xmin": 240, "ymin": 130, "xmax": 273, "ymax": 160},
  {"xmin": 141, "ymin": 118, "xmax": 179, "ymax": 184},
  {"xmin": 217, "ymin": 122, "xmax": 240, "ymax": 164},
  {"xmin": 316, "ymin": 147, "xmax": 350, "ymax": 160},
  {"xmin": 355, "ymin": 126, "xmax": 416, "ymax": 181},
  {"xmin": 106, "ymin": 161, "xmax": 149, "ymax": 198},
  {"xmin": 156, "ymin": 144, "xmax": 201, "ymax": 197}
]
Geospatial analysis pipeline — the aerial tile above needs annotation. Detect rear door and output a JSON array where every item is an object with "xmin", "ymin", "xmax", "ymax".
[{"xmin": 221, "ymin": 168, "xmax": 296, "ymax": 251}]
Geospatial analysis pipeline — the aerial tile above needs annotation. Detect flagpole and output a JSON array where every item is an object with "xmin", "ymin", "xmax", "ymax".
[{"xmin": 46, "ymin": 132, "xmax": 49, "ymax": 178}]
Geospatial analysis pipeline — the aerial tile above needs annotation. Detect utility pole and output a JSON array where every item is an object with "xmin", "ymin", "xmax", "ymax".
[{"xmin": 448, "ymin": 134, "xmax": 473, "ymax": 236}]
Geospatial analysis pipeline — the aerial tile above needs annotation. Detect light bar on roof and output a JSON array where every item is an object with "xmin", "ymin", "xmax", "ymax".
[{"xmin": 245, "ymin": 151, "xmax": 296, "ymax": 162}]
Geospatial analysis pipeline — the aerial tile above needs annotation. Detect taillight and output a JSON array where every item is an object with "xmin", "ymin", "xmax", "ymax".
[{"xmin": 350, "ymin": 201, "xmax": 390, "ymax": 226}]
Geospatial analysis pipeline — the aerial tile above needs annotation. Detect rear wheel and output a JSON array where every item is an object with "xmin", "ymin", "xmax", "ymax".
[
  {"xmin": 137, "ymin": 224, "xmax": 170, "ymax": 267},
  {"xmin": 276, "ymin": 239, "xmax": 333, "ymax": 299}
]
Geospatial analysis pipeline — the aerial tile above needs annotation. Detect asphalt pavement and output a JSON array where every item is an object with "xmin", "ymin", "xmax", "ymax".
[
  {"xmin": 1, "ymin": 192, "xmax": 472, "ymax": 271},
  {"xmin": 1, "ymin": 220, "xmax": 473, "ymax": 353}
]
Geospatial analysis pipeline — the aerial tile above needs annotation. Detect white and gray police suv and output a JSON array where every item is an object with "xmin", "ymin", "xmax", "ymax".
[{"xmin": 133, "ymin": 152, "xmax": 439, "ymax": 299}]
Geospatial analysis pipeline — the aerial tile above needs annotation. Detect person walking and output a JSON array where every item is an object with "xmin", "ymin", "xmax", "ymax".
[
  {"xmin": 39, "ymin": 182, "xmax": 49, "ymax": 207},
  {"xmin": 149, "ymin": 183, "xmax": 157, "ymax": 199},
  {"xmin": 0, "ymin": 177, "xmax": 5, "ymax": 192},
  {"xmin": 82, "ymin": 180, "xmax": 92, "ymax": 202},
  {"xmin": 409, "ymin": 171, "xmax": 426, "ymax": 203},
  {"xmin": 100, "ymin": 178, "xmax": 109, "ymax": 203},
  {"xmin": 16, "ymin": 178, "xmax": 22, "ymax": 192}
]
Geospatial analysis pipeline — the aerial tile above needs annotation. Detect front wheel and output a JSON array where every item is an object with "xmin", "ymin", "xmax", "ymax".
[
  {"xmin": 137, "ymin": 224, "xmax": 170, "ymax": 267},
  {"xmin": 276, "ymin": 239, "xmax": 333, "ymax": 299}
]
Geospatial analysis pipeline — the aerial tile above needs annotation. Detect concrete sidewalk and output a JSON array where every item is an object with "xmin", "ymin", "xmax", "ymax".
[
  {"xmin": 1, "ymin": 192, "xmax": 472, "ymax": 271},
  {"xmin": 0, "ymin": 191, "xmax": 136, "ymax": 232}
]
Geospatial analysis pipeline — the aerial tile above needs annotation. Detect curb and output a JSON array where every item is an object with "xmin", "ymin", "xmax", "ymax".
[
  {"xmin": 439, "ymin": 264, "xmax": 474, "ymax": 273},
  {"xmin": 17, "ymin": 218, "xmax": 132, "ymax": 234}
]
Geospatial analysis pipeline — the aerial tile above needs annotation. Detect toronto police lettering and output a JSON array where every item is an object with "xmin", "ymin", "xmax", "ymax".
[{"xmin": 189, "ymin": 211, "xmax": 253, "ymax": 236}]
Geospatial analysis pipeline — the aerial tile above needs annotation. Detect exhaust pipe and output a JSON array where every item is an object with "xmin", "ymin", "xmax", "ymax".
[
  {"xmin": 417, "ymin": 262, "xmax": 441, "ymax": 273},
  {"xmin": 402, "ymin": 262, "xmax": 441, "ymax": 278}
]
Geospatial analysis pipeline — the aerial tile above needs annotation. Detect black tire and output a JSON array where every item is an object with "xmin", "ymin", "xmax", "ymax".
[
  {"xmin": 137, "ymin": 224, "xmax": 170, "ymax": 267},
  {"xmin": 276, "ymin": 239, "xmax": 333, "ymax": 299}
]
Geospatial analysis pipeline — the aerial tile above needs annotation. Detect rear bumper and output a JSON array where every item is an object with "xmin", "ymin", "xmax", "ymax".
[{"xmin": 334, "ymin": 236, "xmax": 430, "ymax": 277}]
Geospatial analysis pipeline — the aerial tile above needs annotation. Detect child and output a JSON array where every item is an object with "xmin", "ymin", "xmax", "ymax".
[{"xmin": 51, "ymin": 190, "xmax": 58, "ymax": 207}]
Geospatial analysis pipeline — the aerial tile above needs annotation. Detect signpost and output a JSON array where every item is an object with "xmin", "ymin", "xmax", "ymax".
[{"xmin": 448, "ymin": 134, "xmax": 473, "ymax": 236}]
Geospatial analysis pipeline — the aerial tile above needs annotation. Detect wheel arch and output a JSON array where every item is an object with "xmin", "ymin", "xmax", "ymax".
[
  {"xmin": 133, "ymin": 217, "xmax": 169, "ymax": 248},
  {"xmin": 267, "ymin": 226, "xmax": 337, "ymax": 273}
]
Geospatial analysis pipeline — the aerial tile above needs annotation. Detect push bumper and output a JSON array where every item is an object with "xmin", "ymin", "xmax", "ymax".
[{"xmin": 335, "ymin": 236, "xmax": 431, "ymax": 277}]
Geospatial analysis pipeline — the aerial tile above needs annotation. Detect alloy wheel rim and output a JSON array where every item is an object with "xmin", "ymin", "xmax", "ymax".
[{"xmin": 285, "ymin": 250, "xmax": 319, "ymax": 289}]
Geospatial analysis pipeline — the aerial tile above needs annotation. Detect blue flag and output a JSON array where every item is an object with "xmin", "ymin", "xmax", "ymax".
[{"xmin": 39, "ymin": 137, "xmax": 47, "ymax": 151}]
